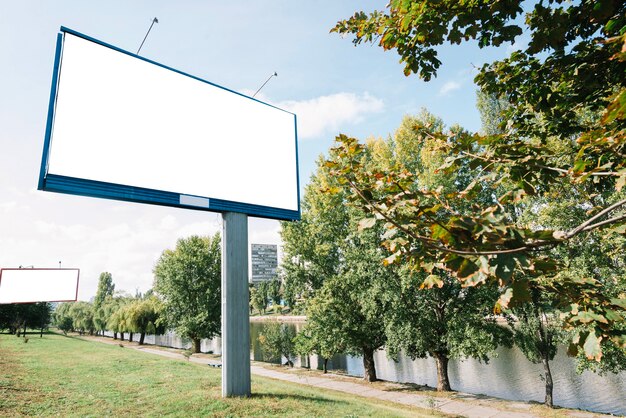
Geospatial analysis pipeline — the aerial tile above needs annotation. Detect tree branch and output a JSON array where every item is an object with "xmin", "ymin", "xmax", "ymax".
[
  {"xmin": 580, "ymin": 213, "xmax": 626, "ymax": 233},
  {"xmin": 460, "ymin": 151, "xmax": 621, "ymax": 177},
  {"xmin": 564, "ymin": 198, "xmax": 626, "ymax": 239}
]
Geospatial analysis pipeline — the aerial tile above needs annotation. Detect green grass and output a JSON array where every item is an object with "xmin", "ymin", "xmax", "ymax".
[{"xmin": 0, "ymin": 332, "xmax": 438, "ymax": 417}]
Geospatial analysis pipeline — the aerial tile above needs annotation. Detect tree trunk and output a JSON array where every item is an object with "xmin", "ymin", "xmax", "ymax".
[
  {"xmin": 323, "ymin": 358, "xmax": 328, "ymax": 374},
  {"xmin": 139, "ymin": 332, "xmax": 146, "ymax": 345},
  {"xmin": 362, "ymin": 346, "xmax": 377, "ymax": 382},
  {"xmin": 40, "ymin": 327, "xmax": 44, "ymax": 338},
  {"xmin": 128, "ymin": 332, "xmax": 133, "ymax": 342},
  {"xmin": 542, "ymin": 355, "xmax": 554, "ymax": 407},
  {"xmin": 433, "ymin": 352, "xmax": 452, "ymax": 391},
  {"xmin": 120, "ymin": 333, "xmax": 125, "ymax": 341},
  {"xmin": 113, "ymin": 332, "xmax": 118, "ymax": 340},
  {"xmin": 192, "ymin": 338, "xmax": 201, "ymax": 353}
]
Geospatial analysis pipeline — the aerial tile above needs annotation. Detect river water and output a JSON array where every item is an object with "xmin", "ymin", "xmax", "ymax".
[
  {"xmin": 108, "ymin": 322, "xmax": 626, "ymax": 415},
  {"xmin": 249, "ymin": 322, "xmax": 626, "ymax": 416}
]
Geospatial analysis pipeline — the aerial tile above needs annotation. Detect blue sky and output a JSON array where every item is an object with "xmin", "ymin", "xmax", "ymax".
[{"xmin": 0, "ymin": 1, "xmax": 519, "ymax": 299}]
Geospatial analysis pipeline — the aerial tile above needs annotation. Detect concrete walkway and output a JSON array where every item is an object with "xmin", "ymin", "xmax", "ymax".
[{"xmin": 81, "ymin": 335, "xmax": 613, "ymax": 418}]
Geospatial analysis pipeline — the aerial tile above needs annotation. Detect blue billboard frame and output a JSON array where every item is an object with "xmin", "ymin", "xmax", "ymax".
[{"xmin": 39, "ymin": 27, "xmax": 300, "ymax": 221}]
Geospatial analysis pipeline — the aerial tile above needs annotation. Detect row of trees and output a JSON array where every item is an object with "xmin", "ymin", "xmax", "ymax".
[
  {"xmin": 279, "ymin": 106, "xmax": 626, "ymax": 406},
  {"xmin": 249, "ymin": 277, "xmax": 282, "ymax": 315},
  {"xmin": 328, "ymin": 0, "xmax": 625, "ymax": 358},
  {"xmin": 0, "ymin": 302, "xmax": 52, "ymax": 337},
  {"xmin": 54, "ymin": 281, "xmax": 165, "ymax": 346},
  {"xmin": 53, "ymin": 233, "xmax": 223, "ymax": 354},
  {"xmin": 278, "ymin": 0, "xmax": 626, "ymax": 408}
]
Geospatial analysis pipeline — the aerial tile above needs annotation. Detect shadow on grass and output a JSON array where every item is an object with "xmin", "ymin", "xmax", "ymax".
[{"xmin": 250, "ymin": 392, "xmax": 350, "ymax": 405}]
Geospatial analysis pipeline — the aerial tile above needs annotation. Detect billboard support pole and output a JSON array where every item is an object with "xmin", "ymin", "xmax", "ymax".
[{"xmin": 221, "ymin": 211, "xmax": 251, "ymax": 397}]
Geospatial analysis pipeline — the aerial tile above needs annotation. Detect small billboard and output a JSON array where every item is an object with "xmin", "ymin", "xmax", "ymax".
[
  {"xmin": 39, "ymin": 27, "xmax": 299, "ymax": 221},
  {"xmin": 0, "ymin": 268, "xmax": 80, "ymax": 304}
]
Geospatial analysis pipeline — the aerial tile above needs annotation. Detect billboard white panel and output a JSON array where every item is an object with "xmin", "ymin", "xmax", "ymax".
[
  {"xmin": 0, "ymin": 269, "xmax": 80, "ymax": 304},
  {"xmin": 40, "ymin": 28, "xmax": 299, "ymax": 220}
]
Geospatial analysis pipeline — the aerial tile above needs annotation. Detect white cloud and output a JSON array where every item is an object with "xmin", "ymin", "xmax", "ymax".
[
  {"xmin": 0, "ymin": 201, "xmax": 17, "ymax": 213},
  {"xmin": 277, "ymin": 92, "xmax": 384, "ymax": 140},
  {"xmin": 439, "ymin": 81, "xmax": 462, "ymax": 96},
  {"xmin": 159, "ymin": 215, "xmax": 179, "ymax": 231}
]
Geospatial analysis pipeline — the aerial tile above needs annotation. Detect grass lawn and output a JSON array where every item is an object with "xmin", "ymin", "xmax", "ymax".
[{"xmin": 0, "ymin": 332, "xmax": 440, "ymax": 417}]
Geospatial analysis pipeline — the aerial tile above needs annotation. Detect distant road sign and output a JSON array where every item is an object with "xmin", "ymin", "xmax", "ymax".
[
  {"xmin": 0, "ymin": 268, "xmax": 80, "ymax": 304},
  {"xmin": 39, "ymin": 27, "xmax": 300, "ymax": 221}
]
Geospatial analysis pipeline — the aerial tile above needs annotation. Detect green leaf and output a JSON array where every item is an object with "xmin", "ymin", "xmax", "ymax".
[
  {"xmin": 493, "ymin": 253, "xmax": 516, "ymax": 283},
  {"xmin": 583, "ymin": 332, "xmax": 603, "ymax": 361},
  {"xmin": 420, "ymin": 274, "xmax": 444, "ymax": 289},
  {"xmin": 510, "ymin": 280, "xmax": 531, "ymax": 305},
  {"xmin": 610, "ymin": 298, "xmax": 626, "ymax": 309},
  {"xmin": 357, "ymin": 217, "xmax": 377, "ymax": 231},
  {"xmin": 431, "ymin": 224, "xmax": 452, "ymax": 244},
  {"xmin": 383, "ymin": 251, "xmax": 400, "ymax": 266}
]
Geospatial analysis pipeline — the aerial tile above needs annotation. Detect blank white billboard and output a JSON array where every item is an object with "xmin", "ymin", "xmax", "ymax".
[
  {"xmin": 0, "ymin": 269, "xmax": 80, "ymax": 304},
  {"xmin": 40, "ymin": 28, "xmax": 299, "ymax": 220}
]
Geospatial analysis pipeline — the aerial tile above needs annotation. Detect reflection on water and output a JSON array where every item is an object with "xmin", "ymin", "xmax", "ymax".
[{"xmin": 249, "ymin": 322, "xmax": 626, "ymax": 416}]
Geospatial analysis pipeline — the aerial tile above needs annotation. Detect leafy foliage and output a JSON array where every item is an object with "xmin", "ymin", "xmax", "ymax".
[
  {"xmin": 327, "ymin": 1, "xmax": 626, "ymax": 358},
  {"xmin": 280, "ymin": 156, "xmax": 351, "ymax": 306},
  {"xmin": 93, "ymin": 272, "xmax": 115, "ymax": 334},
  {"xmin": 282, "ymin": 154, "xmax": 391, "ymax": 382},
  {"xmin": 0, "ymin": 303, "xmax": 52, "ymax": 336},
  {"xmin": 258, "ymin": 320, "xmax": 297, "ymax": 367},
  {"xmin": 125, "ymin": 295, "xmax": 166, "ymax": 345},
  {"xmin": 53, "ymin": 302, "xmax": 74, "ymax": 335},
  {"xmin": 251, "ymin": 280, "xmax": 270, "ymax": 315},
  {"xmin": 153, "ymin": 234, "xmax": 221, "ymax": 352},
  {"xmin": 68, "ymin": 301, "xmax": 95, "ymax": 335}
]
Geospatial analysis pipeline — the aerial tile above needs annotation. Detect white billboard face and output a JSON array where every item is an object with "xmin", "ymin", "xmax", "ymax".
[
  {"xmin": 0, "ymin": 269, "xmax": 80, "ymax": 304},
  {"xmin": 40, "ymin": 28, "xmax": 299, "ymax": 220}
]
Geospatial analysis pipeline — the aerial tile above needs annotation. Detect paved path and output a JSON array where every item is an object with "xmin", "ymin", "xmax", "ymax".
[{"xmin": 82, "ymin": 335, "xmax": 612, "ymax": 418}]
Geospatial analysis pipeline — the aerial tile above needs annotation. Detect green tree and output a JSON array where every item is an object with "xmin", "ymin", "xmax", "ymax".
[
  {"xmin": 29, "ymin": 302, "xmax": 53, "ymax": 338},
  {"xmin": 125, "ymin": 295, "xmax": 165, "ymax": 345},
  {"xmin": 370, "ymin": 113, "xmax": 511, "ymax": 391},
  {"xmin": 0, "ymin": 304, "xmax": 18, "ymax": 333},
  {"xmin": 251, "ymin": 281, "xmax": 270, "ymax": 315},
  {"xmin": 258, "ymin": 320, "xmax": 297, "ymax": 367},
  {"xmin": 0, "ymin": 303, "xmax": 52, "ymax": 337},
  {"xmin": 303, "ymin": 268, "xmax": 387, "ymax": 382},
  {"xmin": 294, "ymin": 320, "xmax": 344, "ymax": 374},
  {"xmin": 153, "ymin": 234, "xmax": 221, "ymax": 353},
  {"xmin": 69, "ymin": 301, "xmax": 95, "ymax": 336},
  {"xmin": 507, "ymin": 293, "xmax": 564, "ymax": 407},
  {"xmin": 475, "ymin": 91, "xmax": 509, "ymax": 136},
  {"xmin": 330, "ymin": 0, "xmax": 626, "ymax": 360},
  {"xmin": 268, "ymin": 277, "xmax": 282, "ymax": 309},
  {"xmin": 328, "ymin": 0, "xmax": 626, "ymax": 358},
  {"xmin": 387, "ymin": 274, "xmax": 510, "ymax": 392},
  {"xmin": 280, "ymin": 156, "xmax": 350, "ymax": 305},
  {"xmin": 283, "ymin": 153, "xmax": 391, "ymax": 382},
  {"xmin": 107, "ymin": 298, "xmax": 133, "ymax": 341},
  {"xmin": 102, "ymin": 294, "xmax": 128, "ymax": 340},
  {"xmin": 54, "ymin": 302, "xmax": 74, "ymax": 335},
  {"xmin": 93, "ymin": 272, "xmax": 115, "ymax": 335},
  {"xmin": 475, "ymin": 92, "xmax": 581, "ymax": 407}
]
